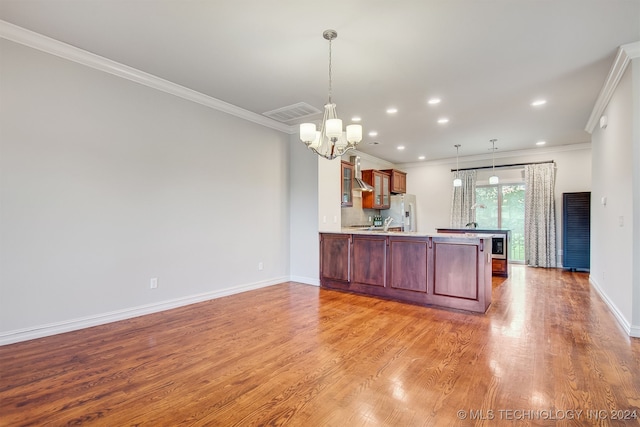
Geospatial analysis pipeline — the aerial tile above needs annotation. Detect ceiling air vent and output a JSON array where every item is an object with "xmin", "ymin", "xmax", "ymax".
[{"xmin": 263, "ymin": 102, "xmax": 321, "ymax": 123}]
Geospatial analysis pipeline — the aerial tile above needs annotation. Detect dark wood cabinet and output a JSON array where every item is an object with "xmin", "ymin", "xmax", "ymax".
[
  {"xmin": 492, "ymin": 258, "xmax": 508, "ymax": 276},
  {"xmin": 319, "ymin": 233, "xmax": 351, "ymax": 284},
  {"xmin": 382, "ymin": 169, "xmax": 407, "ymax": 194},
  {"xmin": 361, "ymin": 170, "xmax": 390, "ymax": 209},
  {"xmin": 428, "ymin": 238, "xmax": 492, "ymax": 312},
  {"xmin": 320, "ymin": 232, "xmax": 492, "ymax": 313},
  {"xmin": 389, "ymin": 238, "xmax": 428, "ymax": 293},
  {"xmin": 351, "ymin": 234, "xmax": 387, "ymax": 287},
  {"xmin": 562, "ymin": 192, "xmax": 590, "ymax": 270},
  {"xmin": 340, "ymin": 161, "xmax": 354, "ymax": 207}
]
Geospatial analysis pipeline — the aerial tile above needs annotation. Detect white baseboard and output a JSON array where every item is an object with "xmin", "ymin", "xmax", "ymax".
[
  {"xmin": 0, "ymin": 276, "xmax": 289, "ymax": 346},
  {"xmin": 289, "ymin": 275, "xmax": 319, "ymax": 286},
  {"xmin": 589, "ymin": 275, "xmax": 638, "ymax": 337}
]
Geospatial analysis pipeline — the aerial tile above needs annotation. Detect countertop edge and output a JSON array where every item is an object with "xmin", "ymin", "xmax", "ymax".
[{"xmin": 324, "ymin": 230, "xmax": 496, "ymax": 238}]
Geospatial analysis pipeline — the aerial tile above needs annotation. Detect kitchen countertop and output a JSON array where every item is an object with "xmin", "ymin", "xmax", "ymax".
[
  {"xmin": 436, "ymin": 227, "xmax": 510, "ymax": 234},
  {"xmin": 338, "ymin": 228, "xmax": 495, "ymax": 238}
]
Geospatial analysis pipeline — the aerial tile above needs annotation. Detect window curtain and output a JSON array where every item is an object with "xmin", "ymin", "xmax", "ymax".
[
  {"xmin": 450, "ymin": 170, "xmax": 477, "ymax": 228},
  {"xmin": 524, "ymin": 163, "xmax": 557, "ymax": 267}
]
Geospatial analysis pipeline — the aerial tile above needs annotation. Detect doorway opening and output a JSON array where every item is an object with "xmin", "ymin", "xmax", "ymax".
[{"xmin": 475, "ymin": 184, "xmax": 525, "ymax": 262}]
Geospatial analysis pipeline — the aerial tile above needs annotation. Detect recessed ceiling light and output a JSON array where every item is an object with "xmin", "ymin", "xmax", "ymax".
[
  {"xmin": 351, "ymin": 116, "xmax": 361, "ymax": 122},
  {"xmin": 368, "ymin": 131, "xmax": 378, "ymax": 137},
  {"xmin": 437, "ymin": 118, "xmax": 450, "ymax": 124},
  {"xmin": 397, "ymin": 145, "xmax": 405, "ymax": 150},
  {"xmin": 536, "ymin": 140, "xmax": 546, "ymax": 145},
  {"xmin": 428, "ymin": 98, "xmax": 441, "ymax": 105},
  {"xmin": 386, "ymin": 107, "xmax": 398, "ymax": 114},
  {"xmin": 531, "ymin": 99, "xmax": 547, "ymax": 107},
  {"xmin": 418, "ymin": 155, "xmax": 426, "ymax": 160}
]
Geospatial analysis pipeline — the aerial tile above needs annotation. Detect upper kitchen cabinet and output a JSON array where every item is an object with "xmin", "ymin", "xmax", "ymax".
[
  {"xmin": 341, "ymin": 161, "xmax": 354, "ymax": 206},
  {"xmin": 362, "ymin": 169, "xmax": 390, "ymax": 209},
  {"xmin": 382, "ymin": 169, "xmax": 407, "ymax": 194}
]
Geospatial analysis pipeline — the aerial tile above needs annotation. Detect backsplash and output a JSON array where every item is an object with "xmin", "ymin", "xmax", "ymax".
[{"xmin": 341, "ymin": 193, "xmax": 379, "ymax": 227}]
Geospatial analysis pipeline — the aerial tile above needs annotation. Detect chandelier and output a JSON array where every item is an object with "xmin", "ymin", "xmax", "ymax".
[{"xmin": 299, "ymin": 30, "xmax": 362, "ymax": 160}]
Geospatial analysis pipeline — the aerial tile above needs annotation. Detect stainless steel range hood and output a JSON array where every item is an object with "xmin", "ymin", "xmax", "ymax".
[{"xmin": 350, "ymin": 156, "xmax": 374, "ymax": 192}]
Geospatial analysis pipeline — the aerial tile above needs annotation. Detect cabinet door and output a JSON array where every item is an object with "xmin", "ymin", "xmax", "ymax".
[
  {"xmin": 341, "ymin": 161, "xmax": 354, "ymax": 206},
  {"xmin": 320, "ymin": 234, "xmax": 351, "ymax": 283},
  {"xmin": 427, "ymin": 237, "xmax": 491, "ymax": 312},
  {"xmin": 381, "ymin": 174, "xmax": 390, "ymax": 208},
  {"xmin": 352, "ymin": 235, "xmax": 387, "ymax": 287},
  {"xmin": 374, "ymin": 173, "xmax": 382, "ymax": 207},
  {"xmin": 361, "ymin": 170, "xmax": 374, "ymax": 208},
  {"xmin": 383, "ymin": 169, "xmax": 407, "ymax": 194},
  {"xmin": 361, "ymin": 170, "xmax": 390, "ymax": 209},
  {"xmin": 389, "ymin": 238, "xmax": 427, "ymax": 292},
  {"xmin": 433, "ymin": 242, "xmax": 479, "ymax": 300},
  {"xmin": 398, "ymin": 172, "xmax": 406, "ymax": 193}
]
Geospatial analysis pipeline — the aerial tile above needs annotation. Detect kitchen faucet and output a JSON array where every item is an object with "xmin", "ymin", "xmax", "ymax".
[{"xmin": 383, "ymin": 217, "xmax": 394, "ymax": 231}]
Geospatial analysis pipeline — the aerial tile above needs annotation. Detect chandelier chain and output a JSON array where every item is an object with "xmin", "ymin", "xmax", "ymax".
[
  {"xmin": 328, "ymin": 38, "xmax": 333, "ymax": 104},
  {"xmin": 491, "ymin": 139, "xmax": 497, "ymax": 169}
]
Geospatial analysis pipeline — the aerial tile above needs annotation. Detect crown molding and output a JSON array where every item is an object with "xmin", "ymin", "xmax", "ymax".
[
  {"xmin": 398, "ymin": 142, "xmax": 592, "ymax": 169},
  {"xmin": 0, "ymin": 20, "xmax": 294, "ymax": 134},
  {"xmin": 585, "ymin": 41, "xmax": 640, "ymax": 133},
  {"xmin": 347, "ymin": 149, "xmax": 397, "ymax": 169}
]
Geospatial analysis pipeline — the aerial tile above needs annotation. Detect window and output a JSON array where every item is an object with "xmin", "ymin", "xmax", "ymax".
[{"xmin": 476, "ymin": 183, "xmax": 525, "ymax": 262}]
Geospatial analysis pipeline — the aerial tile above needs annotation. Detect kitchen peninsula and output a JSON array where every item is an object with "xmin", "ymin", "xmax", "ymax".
[{"xmin": 320, "ymin": 230, "xmax": 493, "ymax": 313}]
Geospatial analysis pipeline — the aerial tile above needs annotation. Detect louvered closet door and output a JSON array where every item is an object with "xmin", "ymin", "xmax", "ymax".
[{"xmin": 562, "ymin": 192, "xmax": 590, "ymax": 270}]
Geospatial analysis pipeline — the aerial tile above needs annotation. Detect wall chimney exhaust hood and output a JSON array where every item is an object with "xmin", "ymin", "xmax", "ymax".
[{"xmin": 350, "ymin": 156, "xmax": 374, "ymax": 192}]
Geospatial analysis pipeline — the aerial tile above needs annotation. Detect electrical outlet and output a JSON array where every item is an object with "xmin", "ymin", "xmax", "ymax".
[
  {"xmin": 258, "ymin": 262, "xmax": 264, "ymax": 271},
  {"xmin": 150, "ymin": 278, "xmax": 158, "ymax": 289}
]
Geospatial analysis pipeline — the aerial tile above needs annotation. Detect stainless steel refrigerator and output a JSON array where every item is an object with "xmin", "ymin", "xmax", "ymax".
[{"xmin": 381, "ymin": 194, "xmax": 417, "ymax": 231}]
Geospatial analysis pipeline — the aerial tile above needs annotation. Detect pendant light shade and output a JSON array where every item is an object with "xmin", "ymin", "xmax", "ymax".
[
  {"xmin": 489, "ymin": 139, "xmax": 499, "ymax": 184},
  {"xmin": 453, "ymin": 144, "xmax": 462, "ymax": 187}
]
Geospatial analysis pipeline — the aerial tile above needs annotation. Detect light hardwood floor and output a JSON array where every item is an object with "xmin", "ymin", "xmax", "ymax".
[{"xmin": 1, "ymin": 266, "xmax": 639, "ymax": 426}]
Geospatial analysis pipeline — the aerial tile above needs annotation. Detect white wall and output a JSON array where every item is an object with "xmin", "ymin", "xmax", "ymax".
[
  {"xmin": 0, "ymin": 39, "xmax": 292, "ymax": 342},
  {"xmin": 289, "ymin": 135, "xmax": 319, "ymax": 285},
  {"xmin": 590, "ymin": 61, "xmax": 639, "ymax": 336},
  {"xmin": 318, "ymin": 157, "xmax": 341, "ymax": 232},
  {"xmin": 401, "ymin": 144, "xmax": 592, "ymax": 263}
]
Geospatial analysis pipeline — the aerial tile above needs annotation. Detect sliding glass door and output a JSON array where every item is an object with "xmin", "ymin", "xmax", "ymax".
[{"xmin": 475, "ymin": 184, "xmax": 525, "ymax": 262}]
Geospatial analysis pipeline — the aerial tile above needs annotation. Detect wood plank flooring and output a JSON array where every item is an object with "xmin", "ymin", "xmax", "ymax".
[{"xmin": 1, "ymin": 265, "xmax": 639, "ymax": 426}]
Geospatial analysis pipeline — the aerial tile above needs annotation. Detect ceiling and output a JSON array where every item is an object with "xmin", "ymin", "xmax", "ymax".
[{"xmin": 1, "ymin": 1, "xmax": 639, "ymax": 164}]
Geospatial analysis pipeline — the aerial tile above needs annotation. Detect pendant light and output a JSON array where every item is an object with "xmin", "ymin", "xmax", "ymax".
[
  {"xmin": 489, "ymin": 139, "xmax": 499, "ymax": 185},
  {"xmin": 453, "ymin": 144, "xmax": 462, "ymax": 187}
]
